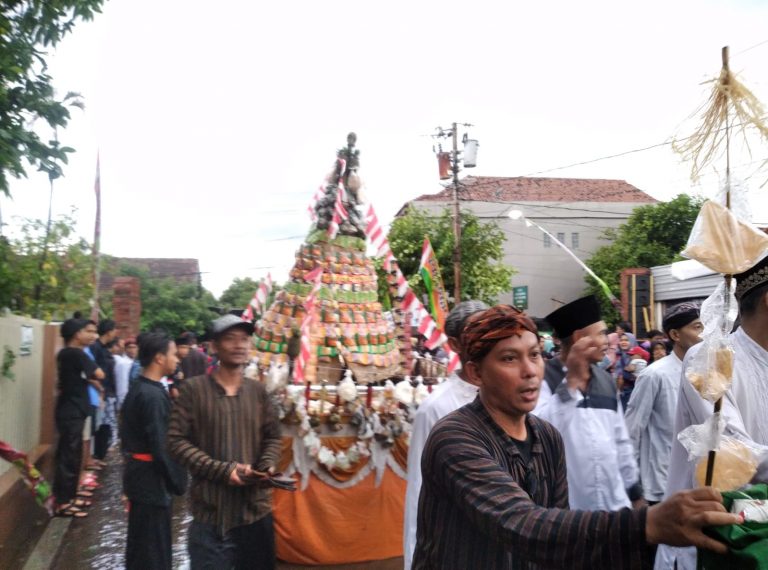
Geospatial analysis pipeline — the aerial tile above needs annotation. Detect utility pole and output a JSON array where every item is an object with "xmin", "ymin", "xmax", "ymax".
[
  {"xmin": 451, "ymin": 123, "xmax": 461, "ymax": 303},
  {"xmin": 433, "ymin": 122, "xmax": 477, "ymax": 304}
]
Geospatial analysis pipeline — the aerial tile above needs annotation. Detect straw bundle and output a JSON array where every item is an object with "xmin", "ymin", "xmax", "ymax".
[{"xmin": 673, "ymin": 59, "xmax": 768, "ymax": 183}]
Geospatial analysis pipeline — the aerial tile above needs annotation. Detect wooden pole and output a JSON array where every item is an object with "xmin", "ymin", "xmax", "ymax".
[
  {"xmin": 451, "ymin": 122, "xmax": 462, "ymax": 304},
  {"xmin": 705, "ymin": 45, "xmax": 731, "ymax": 487},
  {"xmin": 631, "ymin": 274, "xmax": 637, "ymax": 335}
]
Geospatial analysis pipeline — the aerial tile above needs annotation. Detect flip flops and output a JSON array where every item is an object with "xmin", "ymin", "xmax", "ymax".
[
  {"xmin": 72, "ymin": 498, "xmax": 92, "ymax": 508},
  {"xmin": 55, "ymin": 504, "xmax": 88, "ymax": 518}
]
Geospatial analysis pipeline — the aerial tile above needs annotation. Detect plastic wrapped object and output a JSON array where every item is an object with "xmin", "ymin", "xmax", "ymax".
[
  {"xmin": 699, "ymin": 484, "xmax": 768, "ymax": 569},
  {"xmin": 695, "ymin": 438, "xmax": 759, "ymax": 491},
  {"xmin": 682, "ymin": 200, "xmax": 768, "ymax": 275},
  {"xmin": 679, "ymin": 415, "xmax": 760, "ymax": 491},
  {"xmin": 685, "ymin": 332, "xmax": 735, "ymax": 402},
  {"xmin": 699, "ymin": 280, "xmax": 738, "ymax": 339}
]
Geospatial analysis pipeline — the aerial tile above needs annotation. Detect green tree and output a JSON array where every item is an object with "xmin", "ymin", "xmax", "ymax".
[
  {"xmin": 385, "ymin": 207, "xmax": 515, "ymax": 306},
  {"xmin": 585, "ymin": 194, "xmax": 704, "ymax": 323},
  {"xmin": 117, "ymin": 266, "xmax": 217, "ymax": 335},
  {"xmin": 219, "ymin": 277, "xmax": 260, "ymax": 310},
  {"xmin": 219, "ymin": 276, "xmax": 280, "ymax": 315},
  {"xmin": 0, "ymin": 211, "xmax": 93, "ymax": 319},
  {"xmin": 0, "ymin": 0, "xmax": 105, "ymax": 195}
]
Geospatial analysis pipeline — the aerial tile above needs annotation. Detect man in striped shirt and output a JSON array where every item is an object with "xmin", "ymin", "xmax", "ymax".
[
  {"xmin": 168, "ymin": 315, "xmax": 282, "ymax": 569},
  {"xmin": 413, "ymin": 305, "xmax": 740, "ymax": 569}
]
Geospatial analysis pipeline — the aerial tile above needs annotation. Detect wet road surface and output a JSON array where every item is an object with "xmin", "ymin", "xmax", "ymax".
[{"xmin": 51, "ymin": 450, "xmax": 401, "ymax": 569}]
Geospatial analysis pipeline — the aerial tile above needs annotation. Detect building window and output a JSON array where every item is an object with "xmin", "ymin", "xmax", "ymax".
[
  {"xmin": 543, "ymin": 233, "xmax": 551, "ymax": 248},
  {"xmin": 557, "ymin": 232, "xmax": 565, "ymax": 244},
  {"xmin": 572, "ymin": 232, "xmax": 579, "ymax": 248}
]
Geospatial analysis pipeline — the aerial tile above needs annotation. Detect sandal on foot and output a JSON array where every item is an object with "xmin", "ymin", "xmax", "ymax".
[
  {"xmin": 72, "ymin": 498, "xmax": 92, "ymax": 508},
  {"xmin": 56, "ymin": 504, "xmax": 88, "ymax": 518},
  {"xmin": 76, "ymin": 489, "xmax": 94, "ymax": 498}
]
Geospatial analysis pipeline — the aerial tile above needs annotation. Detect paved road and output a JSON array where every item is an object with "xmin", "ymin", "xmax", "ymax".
[{"xmin": 50, "ymin": 450, "xmax": 401, "ymax": 569}]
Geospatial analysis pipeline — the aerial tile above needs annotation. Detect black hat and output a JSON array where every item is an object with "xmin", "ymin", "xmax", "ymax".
[
  {"xmin": 735, "ymin": 254, "xmax": 768, "ymax": 301},
  {"xmin": 175, "ymin": 336, "xmax": 191, "ymax": 346},
  {"xmin": 662, "ymin": 302, "xmax": 700, "ymax": 334},
  {"xmin": 545, "ymin": 295, "xmax": 602, "ymax": 339}
]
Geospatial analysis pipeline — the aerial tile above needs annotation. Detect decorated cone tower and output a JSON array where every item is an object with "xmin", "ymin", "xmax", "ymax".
[{"xmin": 254, "ymin": 134, "xmax": 402, "ymax": 384}]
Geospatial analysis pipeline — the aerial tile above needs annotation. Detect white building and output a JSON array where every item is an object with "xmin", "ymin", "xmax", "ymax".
[{"xmin": 400, "ymin": 176, "xmax": 657, "ymax": 317}]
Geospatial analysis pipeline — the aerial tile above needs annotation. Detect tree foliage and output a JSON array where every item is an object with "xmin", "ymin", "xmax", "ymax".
[
  {"xmin": 116, "ymin": 266, "xmax": 218, "ymax": 335},
  {"xmin": 385, "ymin": 207, "xmax": 515, "ymax": 306},
  {"xmin": 219, "ymin": 277, "xmax": 260, "ymax": 310},
  {"xmin": 585, "ymin": 194, "xmax": 704, "ymax": 323},
  {"xmin": 0, "ymin": 0, "xmax": 105, "ymax": 195},
  {"xmin": 219, "ymin": 276, "xmax": 279, "ymax": 314},
  {"xmin": 0, "ymin": 211, "xmax": 93, "ymax": 319}
]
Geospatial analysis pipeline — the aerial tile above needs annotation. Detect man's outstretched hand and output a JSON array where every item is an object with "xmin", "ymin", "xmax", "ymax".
[{"xmin": 646, "ymin": 487, "xmax": 742, "ymax": 554}]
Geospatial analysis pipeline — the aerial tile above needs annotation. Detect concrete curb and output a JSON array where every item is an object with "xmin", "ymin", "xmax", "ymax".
[{"xmin": 22, "ymin": 517, "xmax": 71, "ymax": 570}]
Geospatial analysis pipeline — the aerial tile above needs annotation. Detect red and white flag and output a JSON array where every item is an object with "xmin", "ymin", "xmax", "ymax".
[
  {"xmin": 294, "ymin": 267, "xmax": 324, "ymax": 384},
  {"xmin": 327, "ymin": 184, "xmax": 349, "ymax": 239},
  {"xmin": 242, "ymin": 273, "xmax": 274, "ymax": 321}
]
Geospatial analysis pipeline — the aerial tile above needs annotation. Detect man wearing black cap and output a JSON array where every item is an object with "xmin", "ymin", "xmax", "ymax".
[
  {"xmin": 624, "ymin": 303, "xmax": 703, "ymax": 505},
  {"xmin": 536, "ymin": 295, "xmax": 643, "ymax": 511},
  {"xmin": 658, "ymin": 254, "xmax": 768, "ymax": 570},
  {"xmin": 168, "ymin": 315, "xmax": 282, "ymax": 569}
]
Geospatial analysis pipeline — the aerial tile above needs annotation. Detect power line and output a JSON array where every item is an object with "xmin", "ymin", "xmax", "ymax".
[
  {"xmin": 522, "ymin": 141, "xmax": 673, "ymax": 177},
  {"xmin": 733, "ymin": 38, "xmax": 768, "ymax": 57}
]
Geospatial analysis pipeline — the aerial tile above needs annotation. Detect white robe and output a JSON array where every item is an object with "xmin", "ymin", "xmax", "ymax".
[
  {"xmin": 403, "ymin": 373, "xmax": 478, "ymax": 570},
  {"xmin": 655, "ymin": 327, "xmax": 768, "ymax": 570},
  {"xmin": 624, "ymin": 352, "xmax": 682, "ymax": 502},
  {"xmin": 536, "ymin": 367, "xmax": 639, "ymax": 511}
]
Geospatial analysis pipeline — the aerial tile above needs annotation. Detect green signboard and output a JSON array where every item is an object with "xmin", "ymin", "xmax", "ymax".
[{"xmin": 512, "ymin": 286, "xmax": 528, "ymax": 310}]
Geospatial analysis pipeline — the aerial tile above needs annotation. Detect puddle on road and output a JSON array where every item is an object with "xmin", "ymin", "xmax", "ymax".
[{"xmin": 53, "ymin": 451, "xmax": 191, "ymax": 569}]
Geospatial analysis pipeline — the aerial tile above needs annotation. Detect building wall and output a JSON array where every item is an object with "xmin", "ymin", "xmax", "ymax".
[
  {"xmin": 0, "ymin": 315, "xmax": 46, "ymax": 477},
  {"xmin": 412, "ymin": 199, "xmax": 647, "ymax": 317}
]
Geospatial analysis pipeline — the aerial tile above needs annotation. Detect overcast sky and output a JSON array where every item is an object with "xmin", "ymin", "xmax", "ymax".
[{"xmin": 3, "ymin": 0, "xmax": 768, "ymax": 297}]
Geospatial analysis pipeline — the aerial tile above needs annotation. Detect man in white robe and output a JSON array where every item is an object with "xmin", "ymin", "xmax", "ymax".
[
  {"xmin": 403, "ymin": 300, "xmax": 487, "ymax": 570},
  {"xmin": 536, "ymin": 295, "xmax": 643, "ymax": 511},
  {"xmin": 656, "ymin": 255, "xmax": 768, "ymax": 570},
  {"xmin": 625, "ymin": 303, "xmax": 703, "ymax": 504}
]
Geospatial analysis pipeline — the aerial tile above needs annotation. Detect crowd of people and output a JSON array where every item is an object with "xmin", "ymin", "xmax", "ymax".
[
  {"xmin": 406, "ymin": 252, "xmax": 768, "ymax": 569},
  {"xmin": 48, "ymin": 253, "xmax": 768, "ymax": 569}
]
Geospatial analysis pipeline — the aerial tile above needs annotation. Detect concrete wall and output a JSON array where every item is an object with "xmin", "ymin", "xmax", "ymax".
[
  {"xmin": 0, "ymin": 317, "xmax": 59, "ymax": 567},
  {"xmin": 413, "ymin": 199, "xmax": 644, "ymax": 317},
  {"xmin": 0, "ymin": 315, "xmax": 47, "ymax": 477}
]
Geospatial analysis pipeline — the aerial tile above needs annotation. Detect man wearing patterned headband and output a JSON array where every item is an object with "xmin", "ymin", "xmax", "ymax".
[
  {"xmin": 625, "ymin": 303, "xmax": 703, "ymax": 506},
  {"xmin": 413, "ymin": 304, "xmax": 740, "ymax": 569},
  {"xmin": 404, "ymin": 300, "xmax": 488, "ymax": 570},
  {"xmin": 657, "ymin": 254, "xmax": 768, "ymax": 570}
]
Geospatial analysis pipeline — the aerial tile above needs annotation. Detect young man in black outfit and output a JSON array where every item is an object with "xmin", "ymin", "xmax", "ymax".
[
  {"xmin": 90, "ymin": 319, "xmax": 118, "ymax": 461},
  {"xmin": 121, "ymin": 333, "xmax": 186, "ymax": 570},
  {"xmin": 53, "ymin": 317, "xmax": 104, "ymax": 517}
]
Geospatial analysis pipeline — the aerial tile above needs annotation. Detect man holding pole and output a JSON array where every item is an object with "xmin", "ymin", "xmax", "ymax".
[{"xmin": 656, "ymin": 254, "xmax": 768, "ymax": 570}]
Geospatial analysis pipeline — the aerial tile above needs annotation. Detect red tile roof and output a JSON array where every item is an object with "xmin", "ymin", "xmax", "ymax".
[{"xmin": 411, "ymin": 176, "xmax": 657, "ymax": 204}]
